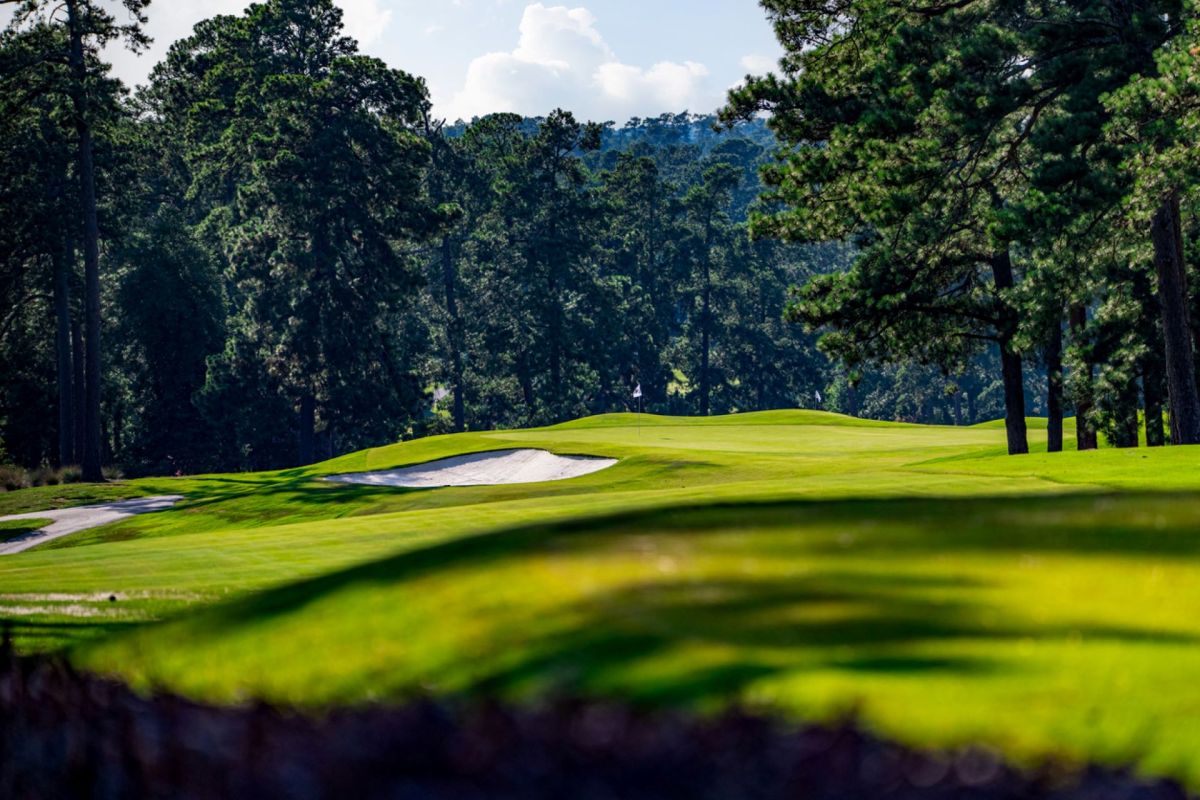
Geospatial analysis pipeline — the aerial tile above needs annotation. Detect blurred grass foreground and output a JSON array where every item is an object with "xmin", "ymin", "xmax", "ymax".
[{"xmin": 0, "ymin": 637, "xmax": 1189, "ymax": 800}]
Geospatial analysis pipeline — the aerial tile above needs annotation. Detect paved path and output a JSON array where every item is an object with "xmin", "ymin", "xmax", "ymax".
[{"xmin": 0, "ymin": 496, "xmax": 183, "ymax": 555}]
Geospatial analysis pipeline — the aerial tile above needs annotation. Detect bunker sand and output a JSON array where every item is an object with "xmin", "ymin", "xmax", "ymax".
[{"xmin": 324, "ymin": 448, "xmax": 617, "ymax": 488}]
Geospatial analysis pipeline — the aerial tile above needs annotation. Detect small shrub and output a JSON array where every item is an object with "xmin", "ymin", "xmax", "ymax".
[
  {"xmin": 60, "ymin": 465, "xmax": 83, "ymax": 484},
  {"xmin": 0, "ymin": 465, "xmax": 29, "ymax": 492},
  {"xmin": 29, "ymin": 466, "xmax": 61, "ymax": 487},
  {"xmin": 102, "ymin": 465, "xmax": 125, "ymax": 481}
]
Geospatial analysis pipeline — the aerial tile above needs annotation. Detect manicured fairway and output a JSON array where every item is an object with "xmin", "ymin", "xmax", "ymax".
[{"xmin": 3, "ymin": 412, "xmax": 1200, "ymax": 784}]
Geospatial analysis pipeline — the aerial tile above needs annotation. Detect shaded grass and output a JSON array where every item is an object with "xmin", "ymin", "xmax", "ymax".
[
  {"xmin": 0, "ymin": 517, "xmax": 51, "ymax": 542},
  {"xmin": 0, "ymin": 484, "xmax": 149, "ymax": 515}
]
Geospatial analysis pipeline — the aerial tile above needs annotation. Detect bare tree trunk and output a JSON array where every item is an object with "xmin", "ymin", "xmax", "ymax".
[
  {"xmin": 54, "ymin": 241, "xmax": 74, "ymax": 468},
  {"xmin": 990, "ymin": 248, "xmax": 1028, "ymax": 455},
  {"xmin": 999, "ymin": 347, "xmax": 1028, "ymax": 455},
  {"xmin": 71, "ymin": 317, "xmax": 85, "ymax": 463},
  {"xmin": 441, "ymin": 235, "xmax": 465, "ymax": 433},
  {"xmin": 67, "ymin": 0, "xmax": 104, "ymax": 482},
  {"xmin": 699, "ymin": 221, "xmax": 712, "ymax": 417},
  {"xmin": 1110, "ymin": 378, "xmax": 1140, "ymax": 449},
  {"xmin": 1046, "ymin": 316, "xmax": 1064, "ymax": 453},
  {"xmin": 547, "ymin": 271, "xmax": 563, "ymax": 418},
  {"xmin": 111, "ymin": 401, "xmax": 123, "ymax": 460},
  {"xmin": 1068, "ymin": 305, "xmax": 1099, "ymax": 451},
  {"xmin": 1151, "ymin": 194, "xmax": 1200, "ymax": 444}
]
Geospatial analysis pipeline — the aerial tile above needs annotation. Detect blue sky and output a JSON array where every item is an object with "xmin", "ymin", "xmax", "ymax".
[{"xmin": 96, "ymin": 0, "xmax": 782, "ymax": 122}]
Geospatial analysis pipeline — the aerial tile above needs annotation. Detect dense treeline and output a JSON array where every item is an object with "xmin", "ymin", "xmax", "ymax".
[
  {"xmin": 0, "ymin": 0, "xmax": 845, "ymax": 475},
  {"xmin": 723, "ymin": 0, "xmax": 1200, "ymax": 456},
  {"xmin": 6, "ymin": 0, "xmax": 1177, "ymax": 477}
]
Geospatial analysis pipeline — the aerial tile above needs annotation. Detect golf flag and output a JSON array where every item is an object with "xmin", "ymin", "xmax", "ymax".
[
  {"xmin": 815, "ymin": 390, "xmax": 823, "ymax": 403},
  {"xmin": 633, "ymin": 383, "xmax": 643, "ymax": 399}
]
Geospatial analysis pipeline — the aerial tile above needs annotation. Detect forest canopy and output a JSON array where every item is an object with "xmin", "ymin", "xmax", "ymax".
[{"xmin": 3, "ymin": 0, "xmax": 1192, "ymax": 476}]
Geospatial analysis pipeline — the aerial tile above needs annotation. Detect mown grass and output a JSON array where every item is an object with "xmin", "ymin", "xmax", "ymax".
[
  {"xmin": 0, "ymin": 483, "xmax": 149, "ymax": 515},
  {"xmin": 0, "ymin": 517, "xmax": 51, "ymax": 542},
  {"xmin": 3, "ymin": 411, "xmax": 1200, "ymax": 785}
]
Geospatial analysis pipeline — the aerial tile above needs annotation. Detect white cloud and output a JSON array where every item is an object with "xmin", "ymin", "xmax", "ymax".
[
  {"xmin": 442, "ymin": 3, "xmax": 718, "ymax": 122},
  {"xmin": 49, "ymin": 0, "xmax": 394, "ymax": 89},
  {"xmin": 595, "ymin": 60, "xmax": 709, "ymax": 109},
  {"xmin": 739, "ymin": 54, "xmax": 776, "ymax": 74},
  {"xmin": 337, "ymin": 0, "xmax": 393, "ymax": 49},
  {"xmin": 104, "ymin": 0, "xmax": 247, "ymax": 88}
]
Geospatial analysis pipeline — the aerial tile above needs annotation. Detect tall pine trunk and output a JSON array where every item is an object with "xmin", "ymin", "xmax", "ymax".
[
  {"xmin": 54, "ymin": 240, "xmax": 74, "ymax": 468},
  {"xmin": 67, "ymin": 0, "xmax": 103, "ymax": 481},
  {"xmin": 1068, "ymin": 305, "xmax": 1099, "ymax": 451},
  {"xmin": 441, "ymin": 235, "xmax": 465, "ymax": 433},
  {"xmin": 999, "ymin": 347, "xmax": 1028, "ymax": 455},
  {"xmin": 990, "ymin": 248, "xmax": 1028, "ymax": 455},
  {"xmin": 1110, "ymin": 377, "xmax": 1141, "ymax": 448},
  {"xmin": 1046, "ymin": 317, "xmax": 1064, "ymax": 453},
  {"xmin": 71, "ymin": 317, "xmax": 86, "ymax": 463},
  {"xmin": 548, "ymin": 270, "xmax": 563, "ymax": 416},
  {"xmin": 1151, "ymin": 194, "xmax": 1200, "ymax": 444},
  {"xmin": 699, "ymin": 220, "xmax": 712, "ymax": 416}
]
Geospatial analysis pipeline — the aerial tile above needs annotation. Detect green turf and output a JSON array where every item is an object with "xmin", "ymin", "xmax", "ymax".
[
  {"xmin": 3, "ymin": 411, "xmax": 1200, "ymax": 784},
  {"xmin": 0, "ymin": 517, "xmax": 51, "ymax": 542},
  {"xmin": 0, "ymin": 483, "xmax": 149, "ymax": 515}
]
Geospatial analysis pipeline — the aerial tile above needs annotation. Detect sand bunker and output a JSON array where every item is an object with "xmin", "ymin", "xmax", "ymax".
[{"xmin": 325, "ymin": 449, "xmax": 617, "ymax": 489}]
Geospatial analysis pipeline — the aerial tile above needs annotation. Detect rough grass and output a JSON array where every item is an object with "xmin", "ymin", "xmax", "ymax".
[{"xmin": 3, "ymin": 411, "xmax": 1200, "ymax": 785}]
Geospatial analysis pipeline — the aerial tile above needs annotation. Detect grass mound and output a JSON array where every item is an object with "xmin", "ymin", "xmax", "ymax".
[
  {"xmin": 78, "ymin": 491, "xmax": 1200, "ymax": 782},
  {"xmin": 3, "ymin": 412, "xmax": 1200, "ymax": 784}
]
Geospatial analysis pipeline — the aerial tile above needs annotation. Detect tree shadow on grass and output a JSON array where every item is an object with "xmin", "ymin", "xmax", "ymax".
[
  {"xmin": 199, "ymin": 490, "xmax": 1200, "ymax": 629},
  {"xmin": 453, "ymin": 572, "xmax": 1197, "ymax": 705},
  {"xmin": 6, "ymin": 618, "xmax": 147, "ymax": 653},
  {"xmin": 126, "ymin": 490, "xmax": 1200, "ymax": 708},
  {"xmin": 49, "ymin": 478, "xmax": 420, "ymax": 549},
  {"xmin": 76, "ymin": 454, "xmax": 702, "ymax": 548}
]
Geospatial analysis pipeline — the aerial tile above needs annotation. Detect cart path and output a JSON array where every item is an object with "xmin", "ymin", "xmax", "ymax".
[{"xmin": 0, "ymin": 496, "xmax": 183, "ymax": 555}]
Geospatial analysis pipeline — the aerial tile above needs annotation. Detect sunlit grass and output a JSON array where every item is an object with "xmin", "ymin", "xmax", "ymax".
[{"xmin": 4, "ymin": 411, "xmax": 1200, "ymax": 784}]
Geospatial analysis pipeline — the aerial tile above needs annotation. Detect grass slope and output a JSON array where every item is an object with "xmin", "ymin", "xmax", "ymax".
[
  {"xmin": 0, "ymin": 484, "xmax": 149, "ymax": 515},
  {"xmin": 2, "ymin": 411, "xmax": 1200, "ymax": 783},
  {"xmin": 0, "ymin": 518, "xmax": 51, "ymax": 542}
]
